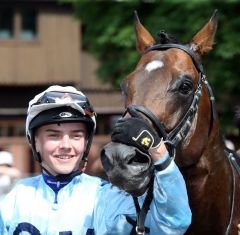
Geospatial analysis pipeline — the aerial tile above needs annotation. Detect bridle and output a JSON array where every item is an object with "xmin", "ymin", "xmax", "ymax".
[
  {"xmin": 141, "ymin": 44, "xmax": 240, "ymax": 235},
  {"xmin": 124, "ymin": 43, "xmax": 219, "ymax": 235},
  {"xmin": 126, "ymin": 43, "xmax": 216, "ymax": 158}
]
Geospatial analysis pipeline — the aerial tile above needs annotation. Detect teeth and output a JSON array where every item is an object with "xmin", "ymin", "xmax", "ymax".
[{"xmin": 57, "ymin": 156, "xmax": 72, "ymax": 159}]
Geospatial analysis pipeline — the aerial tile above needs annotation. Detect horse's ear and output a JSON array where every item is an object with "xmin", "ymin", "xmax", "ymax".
[
  {"xmin": 134, "ymin": 11, "xmax": 156, "ymax": 53},
  {"xmin": 190, "ymin": 10, "xmax": 218, "ymax": 56}
]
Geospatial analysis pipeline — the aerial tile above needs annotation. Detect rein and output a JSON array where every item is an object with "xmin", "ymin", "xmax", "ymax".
[
  {"xmin": 225, "ymin": 151, "xmax": 236, "ymax": 235},
  {"xmin": 225, "ymin": 150, "xmax": 240, "ymax": 234}
]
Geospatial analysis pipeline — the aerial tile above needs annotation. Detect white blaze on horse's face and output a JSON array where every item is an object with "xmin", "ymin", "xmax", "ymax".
[{"xmin": 145, "ymin": 60, "xmax": 164, "ymax": 72}]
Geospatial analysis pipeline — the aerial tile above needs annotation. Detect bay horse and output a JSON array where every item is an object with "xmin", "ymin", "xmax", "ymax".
[{"xmin": 101, "ymin": 10, "xmax": 240, "ymax": 234}]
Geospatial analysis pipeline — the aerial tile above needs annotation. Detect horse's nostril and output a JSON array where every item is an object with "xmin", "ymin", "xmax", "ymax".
[{"xmin": 127, "ymin": 154, "xmax": 150, "ymax": 164}]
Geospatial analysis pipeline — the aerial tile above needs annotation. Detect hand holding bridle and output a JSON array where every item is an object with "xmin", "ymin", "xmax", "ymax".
[{"xmin": 111, "ymin": 117, "xmax": 162, "ymax": 155}]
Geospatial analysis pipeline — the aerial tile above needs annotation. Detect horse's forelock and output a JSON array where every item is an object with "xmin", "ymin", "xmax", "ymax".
[{"xmin": 157, "ymin": 30, "xmax": 180, "ymax": 44}]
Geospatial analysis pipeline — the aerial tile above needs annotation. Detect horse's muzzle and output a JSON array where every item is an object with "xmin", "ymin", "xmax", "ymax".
[{"xmin": 101, "ymin": 142, "xmax": 154, "ymax": 196}]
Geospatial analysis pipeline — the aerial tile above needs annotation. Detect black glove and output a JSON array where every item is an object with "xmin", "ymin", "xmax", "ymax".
[{"xmin": 111, "ymin": 117, "xmax": 161, "ymax": 154}]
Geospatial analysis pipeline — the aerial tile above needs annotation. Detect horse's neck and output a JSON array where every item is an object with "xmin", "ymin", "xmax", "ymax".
[
  {"xmin": 182, "ymin": 123, "xmax": 228, "ymax": 178},
  {"xmin": 187, "ymin": 125, "xmax": 230, "ymax": 192},
  {"xmin": 183, "ymin": 125, "xmax": 233, "ymax": 234}
]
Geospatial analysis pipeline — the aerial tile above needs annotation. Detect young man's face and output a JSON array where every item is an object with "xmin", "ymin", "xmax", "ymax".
[{"xmin": 35, "ymin": 122, "xmax": 87, "ymax": 175}]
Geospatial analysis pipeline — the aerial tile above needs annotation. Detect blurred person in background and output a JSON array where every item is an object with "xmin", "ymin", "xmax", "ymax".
[{"xmin": 0, "ymin": 150, "xmax": 21, "ymax": 198}]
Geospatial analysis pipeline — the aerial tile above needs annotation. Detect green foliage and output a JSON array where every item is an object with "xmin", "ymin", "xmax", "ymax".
[{"xmin": 66, "ymin": 0, "xmax": 240, "ymax": 135}]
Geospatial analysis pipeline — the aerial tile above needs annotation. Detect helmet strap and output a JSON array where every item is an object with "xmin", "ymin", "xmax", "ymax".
[
  {"xmin": 41, "ymin": 161, "xmax": 82, "ymax": 181},
  {"xmin": 81, "ymin": 132, "xmax": 94, "ymax": 172},
  {"xmin": 35, "ymin": 152, "xmax": 42, "ymax": 163},
  {"xmin": 41, "ymin": 162, "xmax": 57, "ymax": 177}
]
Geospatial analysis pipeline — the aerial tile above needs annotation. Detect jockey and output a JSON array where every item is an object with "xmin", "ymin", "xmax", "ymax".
[{"xmin": 0, "ymin": 85, "xmax": 191, "ymax": 235}]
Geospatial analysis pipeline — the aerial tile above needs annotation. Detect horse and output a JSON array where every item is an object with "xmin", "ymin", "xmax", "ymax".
[{"xmin": 101, "ymin": 10, "xmax": 240, "ymax": 235}]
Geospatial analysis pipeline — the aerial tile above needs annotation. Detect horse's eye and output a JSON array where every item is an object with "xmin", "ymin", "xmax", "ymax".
[{"xmin": 179, "ymin": 82, "xmax": 193, "ymax": 95}]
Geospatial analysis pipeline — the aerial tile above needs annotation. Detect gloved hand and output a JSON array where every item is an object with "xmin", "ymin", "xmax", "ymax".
[{"xmin": 111, "ymin": 117, "xmax": 161, "ymax": 154}]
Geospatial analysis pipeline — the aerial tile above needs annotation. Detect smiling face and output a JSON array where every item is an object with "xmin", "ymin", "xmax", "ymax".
[{"xmin": 35, "ymin": 122, "xmax": 87, "ymax": 175}]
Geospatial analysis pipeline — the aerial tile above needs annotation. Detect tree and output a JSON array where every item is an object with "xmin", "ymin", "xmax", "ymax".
[{"xmin": 67, "ymin": 0, "xmax": 240, "ymax": 138}]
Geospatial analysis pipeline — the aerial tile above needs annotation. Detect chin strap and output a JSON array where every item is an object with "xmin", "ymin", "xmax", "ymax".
[
  {"xmin": 41, "ymin": 166, "xmax": 82, "ymax": 182},
  {"xmin": 55, "ymin": 169, "xmax": 82, "ymax": 181},
  {"xmin": 41, "ymin": 162, "xmax": 57, "ymax": 176},
  {"xmin": 41, "ymin": 160, "xmax": 83, "ymax": 181}
]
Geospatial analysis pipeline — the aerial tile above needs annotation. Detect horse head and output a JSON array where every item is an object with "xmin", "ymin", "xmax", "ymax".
[
  {"xmin": 102, "ymin": 9, "xmax": 218, "ymax": 187},
  {"xmin": 126, "ymin": 10, "xmax": 220, "ymax": 168},
  {"xmin": 101, "ymin": 11, "xmax": 240, "ymax": 234}
]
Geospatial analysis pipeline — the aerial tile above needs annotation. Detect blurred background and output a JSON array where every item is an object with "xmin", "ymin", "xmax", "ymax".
[{"xmin": 0, "ymin": 0, "xmax": 239, "ymax": 194}]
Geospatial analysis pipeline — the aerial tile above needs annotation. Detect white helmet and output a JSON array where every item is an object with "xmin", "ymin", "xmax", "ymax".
[
  {"xmin": 26, "ymin": 85, "xmax": 96, "ymax": 163},
  {"xmin": 0, "ymin": 151, "xmax": 13, "ymax": 166}
]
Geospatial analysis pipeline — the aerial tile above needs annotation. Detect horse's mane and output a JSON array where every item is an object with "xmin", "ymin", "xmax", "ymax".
[{"xmin": 157, "ymin": 30, "xmax": 180, "ymax": 44}]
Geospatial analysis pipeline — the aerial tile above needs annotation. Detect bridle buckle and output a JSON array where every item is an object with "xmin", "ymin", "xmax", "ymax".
[{"xmin": 136, "ymin": 226, "xmax": 145, "ymax": 235}]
